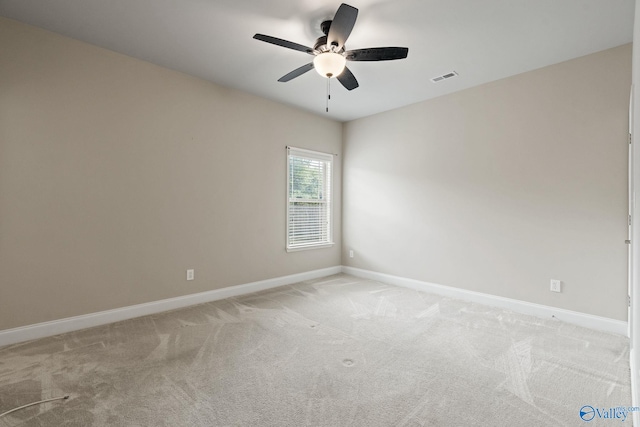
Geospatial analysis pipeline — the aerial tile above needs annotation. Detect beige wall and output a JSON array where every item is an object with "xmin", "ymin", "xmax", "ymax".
[
  {"xmin": 0, "ymin": 17, "xmax": 342, "ymax": 330},
  {"xmin": 343, "ymin": 44, "xmax": 631, "ymax": 320}
]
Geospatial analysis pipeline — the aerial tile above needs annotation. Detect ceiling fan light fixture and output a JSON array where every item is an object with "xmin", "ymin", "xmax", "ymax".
[{"xmin": 313, "ymin": 52, "xmax": 346, "ymax": 78}]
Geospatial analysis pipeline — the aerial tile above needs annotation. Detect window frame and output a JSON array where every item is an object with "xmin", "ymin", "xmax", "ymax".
[{"xmin": 286, "ymin": 146, "xmax": 334, "ymax": 252}]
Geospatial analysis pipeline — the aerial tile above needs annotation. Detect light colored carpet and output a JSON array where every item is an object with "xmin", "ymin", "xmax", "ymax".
[{"xmin": 0, "ymin": 274, "xmax": 632, "ymax": 426}]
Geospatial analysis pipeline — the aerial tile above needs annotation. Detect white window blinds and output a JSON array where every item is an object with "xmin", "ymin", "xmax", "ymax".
[{"xmin": 287, "ymin": 147, "xmax": 334, "ymax": 251}]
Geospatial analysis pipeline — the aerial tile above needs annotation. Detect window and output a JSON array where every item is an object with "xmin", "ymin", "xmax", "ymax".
[{"xmin": 287, "ymin": 147, "xmax": 334, "ymax": 251}]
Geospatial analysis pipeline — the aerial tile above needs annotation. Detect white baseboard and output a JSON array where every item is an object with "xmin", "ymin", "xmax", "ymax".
[
  {"xmin": 0, "ymin": 265, "xmax": 627, "ymax": 347},
  {"xmin": 342, "ymin": 266, "xmax": 628, "ymax": 336},
  {"xmin": 0, "ymin": 266, "xmax": 342, "ymax": 347}
]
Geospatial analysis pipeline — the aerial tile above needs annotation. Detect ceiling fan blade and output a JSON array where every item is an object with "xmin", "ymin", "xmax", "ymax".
[
  {"xmin": 337, "ymin": 66, "xmax": 359, "ymax": 91},
  {"xmin": 278, "ymin": 63, "xmax": 315, "ymax": 82},
  {"xmin": 327, "ymin": 4, "xmax": 358, "ymax": 51},
  {"xmin": 253, "ymin": 34, "xmax": 314, "ymax": 55},
  {"xmin": 346, "ymin": 47, "xmax": 409, "ymax": 61}
]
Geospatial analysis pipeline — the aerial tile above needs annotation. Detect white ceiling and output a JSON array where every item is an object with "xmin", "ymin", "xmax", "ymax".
[{"xmin": 0, "ymin": 0, "xmax": 635, "ymax": 122}]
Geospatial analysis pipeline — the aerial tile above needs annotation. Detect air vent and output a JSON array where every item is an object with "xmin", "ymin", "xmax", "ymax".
[{"xmin": 430, "ymin": 71, "xmax": 458, "ymax": 83}]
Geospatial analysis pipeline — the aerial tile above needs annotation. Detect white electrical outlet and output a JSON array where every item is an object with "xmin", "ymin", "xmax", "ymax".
[
  {"xmin": 349, "ymin": 250, "xmax": 354, "ymax": 258},
  {"xmin": 550, "ymin": 279, "xmax": 561, "ymax": 293},
  {"xmin": 187, "ymin": 269, "xmax": 195, "ymax": 281}
]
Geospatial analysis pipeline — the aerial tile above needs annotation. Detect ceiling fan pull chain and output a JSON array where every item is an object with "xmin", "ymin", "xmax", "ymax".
[{"xmin": 326, "ymin": 77, "xmax": 331, "ymax": 113}]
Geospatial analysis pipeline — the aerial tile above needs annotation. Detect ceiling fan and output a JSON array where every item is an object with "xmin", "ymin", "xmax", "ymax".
[{"xmin": 253, "ymin": 3, "xmax": 409, "ymax": 91}]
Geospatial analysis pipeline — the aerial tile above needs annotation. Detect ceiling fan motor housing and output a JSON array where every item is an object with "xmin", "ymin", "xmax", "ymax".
[{"xmin": 314, "ymin": 35, "xmax": 329, "ymax": 53}]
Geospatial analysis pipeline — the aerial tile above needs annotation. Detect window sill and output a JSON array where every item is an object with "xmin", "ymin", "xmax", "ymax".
[{"xmin": 286, "ymin": 243, "xmax": 335, "ymax": 252}]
